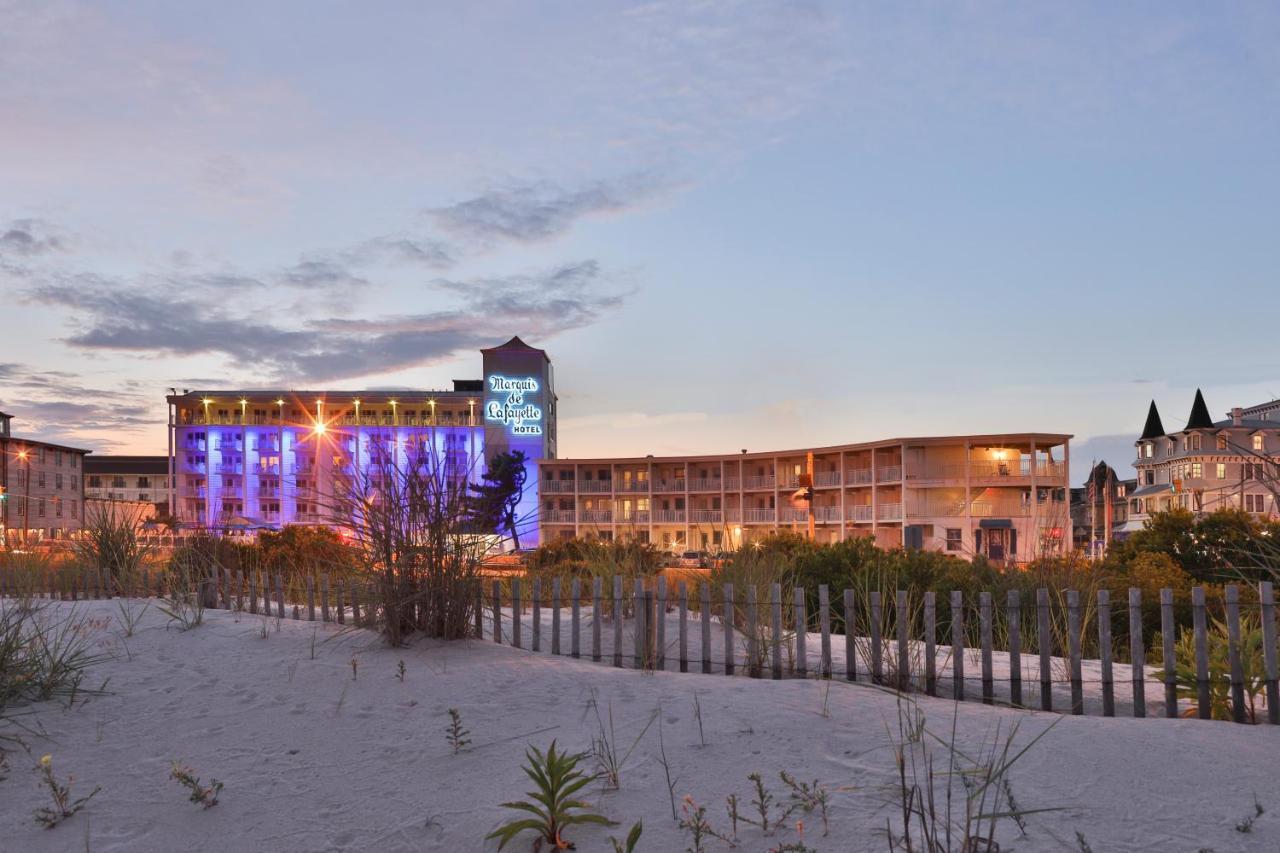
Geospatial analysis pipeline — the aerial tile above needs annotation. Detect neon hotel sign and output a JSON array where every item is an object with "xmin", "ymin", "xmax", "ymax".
[{"xmin": 486, "ymin": 375, "xmax": 543, "ymax": 435}]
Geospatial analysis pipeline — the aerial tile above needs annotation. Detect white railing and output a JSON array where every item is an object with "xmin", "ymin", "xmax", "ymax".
[
  {"xmin": 876, "ymin": 465, "xmax": 902, "ymax": 482},
  {"xmin": 846, "ymin": 468, "xmax": 873, "ymax": 485},
  {"xmin": 724, "ymin": 508, "xmax": 742, "ymax": 523},
  {"xmin": 541, "ymin": 479, "xmax": 575, "ymax": 493},
  {"xmin": 654, "ymin": 479, "xmax": 687, "ymax": 492},
  {"xmin": 743, "ymin": 475, "xmax": 776, "ymax": 490},
  {"xmin": 970, "ymin": 460, "xmax": 1031, "ymax": 479},
  {"xmin": 689, "ymin": 509, "xmax": 723, "ymax": 523},
  {"xmin": 616, "ymin": 511, "xmax": 650, "ymax": 524},
  {"xmin": 618, "ymin": 480, "xmax": 651, "ymax": 493},
  {"xmin": 847, "ymin": 505, "xmax": 874, "ymax": 522},
  {"xmin": 723, "ymin": 477, "xmax": 741, "ymax": 490},
  {"xmin": 877, "ymin": 502, "xmax": 903, "ymax": 520},
  {"xmin": 580, "ymin": 510, "xmax": 613, "ymax": 523},
  {"xmin": 653, "ymin": 510, "xmax": 686, "ymax": 523},
  {"xmin": 814, "ymin": 471, "xmax": 841, "ymax": 487},
  {"xmin": 778, "ymin": 476, "xmax": 801, "ymax": 490},
  {"xmin": 905, "ymin": 463, "xmax": 966, "ymax": 481},
  {"xmin": 579, "ymin": 481, "xmax": 612, "ymax": 493},
  {"xmin": 1036, "ymin": 461, "xmax": 1066, "ymax": 479},
  {"xmin": 743, "ymin": 508, "xmax": 776, "ymax": 523},
  {"xmin": 814, "ymin": 506, "xmax": 843, "ymax": 522},
  {"xmin": 688, "ymin": 478, "xmax": 722, "ymax": 491},
  {"xmin": 543, "ymin": 510, "xmax": 576, "ymax": 524},
  {"xmin": 777, "ymin": 507, "xmax": 808, "ymax": 523}
]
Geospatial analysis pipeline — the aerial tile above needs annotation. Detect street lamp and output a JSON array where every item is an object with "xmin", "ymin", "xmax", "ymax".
[
  {"xmin": 428, "ymin": 399, "xmax": 436, "ymax": 425},
  {"xmin": 389, "ymin": 399, "xmax": 398, "ymax": 426},
  {"xmin": 468, "ymin": 399, "xmax": 475, "ymax": 426},
  {"xmin": 17, "ymin": 449, "xmax": 29, "ymax": 548}
]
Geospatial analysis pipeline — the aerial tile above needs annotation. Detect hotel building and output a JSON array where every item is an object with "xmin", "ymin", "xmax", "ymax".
[
  {"xmin": 1129, "ymin": 390, "xmax": 1280, "ymax": 522},
  {"xmin": 84, "ymin": 455, "xmax": 172, "ymax": 513},
  {"xmin": 164, "ymin": 337, "xmax": 1071, "ymax": 561},
  {"xmin": 0, "ymin": 411, "xmax": 90, "ymax": 546}
]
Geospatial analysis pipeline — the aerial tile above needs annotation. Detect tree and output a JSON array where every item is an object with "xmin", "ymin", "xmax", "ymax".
[{"xmin": 468, "ymin": 450, "xmax": 528, "ymax": 548}]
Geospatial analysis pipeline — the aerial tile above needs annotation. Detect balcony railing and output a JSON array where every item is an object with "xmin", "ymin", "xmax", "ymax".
[
  {"xmin": 743, "ymin": 475, "xmax": 775, "ymax": 490},
  {"xmin": 876, "ymin": 465, "xmax": 902, "ymax": 482},
  {"xmin": 653, "ymin": 510, "xmax": 686, "ymax": 523},
  {"xmin": 970, "ymin": 460, "xmax": 1031, "ymax": 479},
  {"xmin": 846, "ymin": 468, "xmax": 873, "ymax": 485},
  {"xmin": 617, "ymin": 480, "xmax": 650, "ymax": 493},
  {"xmin": 541, "ymin": 479, "xmax": 575, "ymax": 493},
  {"xmin": 743, "ymin": 508, "xmax": 776, "ymax": 523},
  {"xmin": 778, "ymin": 476, "xmax": 800, "ymax": 490},
  {"xmin": 216, "ymin": 464, "xmax": 242, "ymax": 474},
  {"xmin": 877, "ymin": 502, "xmax": 903, "ymax": 520},
  {"xmin": 579, "ymin": 480, "xmax": 612, "ymax": 493},
  {"xmin": 723, "ymin": 477, "xmax": 741, "ymax": 490},
  {"xmin": 580, "ymin": 510, "xmax": 613, "ymax": 524},
  {"xmin": 654, "ymin": 479, "xmax": 686, "ymax": 493},
  {"xmin": 724, "ymin": 508, "xmax": 742, "ymax": 523},
  {"xmin": 688, "ymin": 478, "xmax": 722, "ymax": 492},
  {"xmin": 689, "ymin": 509, "xmax": 722, "ymax": 523},
  {"xmin": 543, "ymin": 509, "xmax": 576, "ymax": 524},
  {"xmin": 777, "ymin": 507, "xmax": 808, "ymax": 523},
  {"xmin": 616, "ymin": 510, "xmax": 650, "ymax": 524},
  {"xmin": 814, "ymin": 506, "xmax": 843, "ymax": 523},
  {"xmin": 814, "ymin": 471, "xmax": 841, "ymax": 487},
  {"xmin": 847, "ymin": 505, "xmax": 874, "ymax": 522}
]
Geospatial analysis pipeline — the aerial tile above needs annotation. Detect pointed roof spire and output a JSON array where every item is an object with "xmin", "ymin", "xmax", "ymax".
[
  {"xmin": 1185, "ymin": 388, "xmax": 1214, "ymax": 430},
  {"xmin": 1139, "ymin": 400, "xmax": 1166, "ymax": 440}
]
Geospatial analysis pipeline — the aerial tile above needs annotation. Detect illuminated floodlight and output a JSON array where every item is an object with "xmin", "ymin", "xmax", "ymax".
[{"xmin": 314, "ymin": 422, "xmax": 327, "ymax": 435}]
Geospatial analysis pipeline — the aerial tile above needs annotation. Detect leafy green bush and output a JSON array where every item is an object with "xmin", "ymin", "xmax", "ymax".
[
  {"xmin": 486, "ymin": 741, "xmax": 615, "ymax": 849},
  {"xmin": 1155, "ymin": 612, "xmax": 1267, "ymax": 722}
]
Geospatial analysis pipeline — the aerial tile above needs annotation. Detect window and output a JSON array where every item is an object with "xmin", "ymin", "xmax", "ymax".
[
  {"xmin": 38, "ymin": 471, "xmax": 45, "ymax": 488},
  {"xmin": 1217, "ymin": 434, "xmax": 1229, "ymax": 450},
  {"xmin": 1245, "ymin": 494, "xmax": 1266, "ymax": 513},
  {"xmin": 138, "ymin": 477, "xmax": 151, "ymax": 488},
  {"xmin": 55, "ymin": 473, "xmax": 63, "ymax": 490},
  {"xmin": 1191, "ymin": 463, "xmax": 1202, "ymax": 479},
  {"xmin": 1191, "ymin": 434, "xmax": 1201, "ymax": 451},
  {"xmin": 945, "ymin": 529, "xmax": 962, "ymax": 551},
  {"xmin": 1144, "ymin": 470, "xmax": 1154, "ymax": 485},
  {"xmin": 88, "ymin": 476, "xmax": 102, "ymax": 488},
  {"xmin": 1143, "ymin": 443, "xmax": 1153, "ymax": 458},
  {"xmin": 112, "ymin": 476, "xmax": 126, "ymax": 488},
  {"xmin": 1253, "ymin": 435, "xmax": 1265, "ymax": 451},
  {"xmin": 1217, "ymin": 463, "xmax": 1227, "ymax": 480}
]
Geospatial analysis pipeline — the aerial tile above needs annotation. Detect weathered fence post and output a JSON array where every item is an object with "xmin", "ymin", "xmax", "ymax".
[
  {"xmin": 819, "ymin": 585, "xmax": 832, "ymax": 679},
  {"xmin": 321, "ymin": 574, "xmax": 330, "ymax": 622},
  {"xmin": 1261, "ymin": 581, "xmax": 1279, "ymax": 725},
  {"xmin": 571, "ymin": 578, "xmax": 582, "ymax": 659},
  {"xmin": 1160, "ymin": 587, "xmax": 1176, "ymax": 717},
  {"xmin": 980, "ymin": 591, "xmax": 995, "ymax": 705},
  {"xmin": 644, "ymin": 590, "xmax": 657, "ymax": 668},
  {"xmin": 1225, "ymin": 585, "xmax": 1245, "ymax": 724},
  {"xmin": 746, "ymin": 585, "xmax": 760, "ymax": 678},
  {"xmin": 235, "ymin": 571, "xmax": 244, "ymax": 613},
  {"xmin": 512, "ymin": 577, "xmax": 522, "ymax": 650},
  {"xmin": 951, "ymin": 591, "xmax": 965, "ymax": 701},
  {"xmin": 248, "ymin": 570, "xmax": 259, "ymax": 614},
  {"xmin": 553, "ymin": 577, "xmax": 563, "ymax": 656},
  {"xmin": 1192, "ymin": 585, "xmax": 1210, "ymax": 720},
  {"xmin": 491, "ymin": 579, "xmax": 502, "ymax": 645},
  {"xmin": 472, "ymin": 580, "xmax": 482, "ymax": 639},
  {"xmin": 1097, "ymin": 589, "xmax": 1114, "ymax": 717},
  {"xmin": 592, "ymin": 577, "xmax": 603, "ymax": 663},
  {"xmin": 1007, "ymin": 589, "xmax": 1022, "ymax": 707},
  {"xmin": 869, "ymin": 591, "xmax": 883, "ymax": 684},
  {"xmin": 723, "ymin": 582, "xmax": 736, "ymax": 676},
  {"xmin": 336, "ymin": 579, "xmax": 345, "ymax": 626},
  {"xmin": 631, "ymin": 578, "xmax": 642, "ymax": 667},
  {"xmin": 700, "ymin": 583, "xmax": 712, "ymax": 674},
  {"xmin": 1129, "ymin": 587, "xmax": 1145, "ymax": 718},
  {"xmin": 655, "ymin": 576, "xmax": 666, "ymax": 670},
  {"xmin": 678, "ymin": 581, "xmax": 689, "ymax": 673},
  {"xmin": 1037, "ymin": 587, "xmax": 1051, "ymax": 712},
  {"xmin": 794, "ymin": 587, "xmax": 808, "ymax": 677},
  {"xmin": 924, "ymin": 590, "xmax": 936, "ymax": 696},
  {"xmin": 306, "ymin": 576, "xmax": 316, "ymax": 621},
  {"xmin": 843, "ymin": 588, "xmax": 856, "ymax": 682},
  {"xmin": 1066, "ymin": 590, "xmax": 1083, "ymax": 715},
  {"xmin": 532, "ymin": 578, "xmax": 542, "ymax": 653},
  {"xmin": 275, "ymin": 573, "xmax": 285, "ymax": 619},
  {"xmin": 613, "ymin": 576, "xmax": 624, "ymax": 669},
  {"xmin": 771, "ymin": 583, "xmax": 783, "ymax": 680}
]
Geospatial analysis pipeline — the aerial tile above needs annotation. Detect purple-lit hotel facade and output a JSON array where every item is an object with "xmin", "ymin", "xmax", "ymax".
[{"xmin": 166, "ymin": 337, "xmax": 556, "ymax": 542}]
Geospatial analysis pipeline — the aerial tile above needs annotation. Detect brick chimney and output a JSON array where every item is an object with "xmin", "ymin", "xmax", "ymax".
[{"xmin": 1232, "ymin": 407, "xmax": 1243, "ymax": 426}]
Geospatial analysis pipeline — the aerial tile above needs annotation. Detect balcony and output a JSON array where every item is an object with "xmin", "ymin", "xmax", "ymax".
[
  {"xmin": 543, "ymin": 509, "xmax": 576, "ymax": 524},
  {"xmin": 580, "ymin": 510, "xmax": 613, "ymax": 524},
  {"xmin": 541, "ymin": 479, "xmax": 575, "ymax": 493},
  {"xmin": 616, "ymin": 510, "xmax": 650, "ymax": 524},
  {"xmin": 689, "ymin": 509, "xmax": 722, "ymax": 523},
  {"xmin": 617, "ymin": 480, "xmax": 650, "ymax": 493},
  {"xmin": 1036, "ymin": 461, "xmax": 1066, "ymax": 479},
  {"xmin": 814, "ymin": 506, "xmax": 843, "ymax": 523},
  {"xmin": 579, "ymin": 480, "xmax": 612, "ymax": 493},
  {"xmin": 256, "ymin": 463, "xmax": 281, "ymax": 475},
  {"xmin": 847, "ymin": 505, "xmax": 874, "ymax": 522},
  {"xmin": 688, "ymin": 478, "xmax": 722, "ymax": 492},
  {"xmin": 778, "ymin": 476, "xmax": 800, "ymax": 490},
  {"xmin": 814, "ymin": 471, "xmax": 841, "ymax": 488},
  {"xmin": 969, "ymin": 460, "xmax": 1031, "ymax": 480},
  {"xmin": 846, "ymin": 468, "xmax": 873, "ymax": 485},
  {"xmin": 743, "ymin": 508, "xmax": 776, "ymax": 523},
  {"xmin": 724, "ymin": 508, "xmax": 742, "ymax": 523},
  {"xmin": 778, "ymin": 507, "xmax": 808, "ymax": 523},
  {"xmin": 653, "ymin": 510, "xmax": 686, "ymax": 524},
  {"xmin": 905, "ymin": 463, "xmax": 966, "ymax": 482},
  {"xmin": 876, "ymin": 465, "xmax": 902, "ymax": 483},
  {"xmin": 258, "ymin": 487, "xmax": 281, "ymax": 498},
  {"xmin": 743, "ymin": 475, "xmax": 775, "ymax": 490},
  {"xmin": 723, "ymin": 477, "xmax": 741, "ymax": 490},
  {"xmin": 216, "ymin": 464, "xmax": 242, "ymax": 474},
  {"xmin": 877, "ymin": 502, "xmax": 903, "ymax": 521},
  {"xmin": 654, "ymin": 479, "xmax": 687, "ymax": 493}
]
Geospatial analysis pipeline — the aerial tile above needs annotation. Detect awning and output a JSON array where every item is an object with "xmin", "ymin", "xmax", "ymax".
[
  {"xmin": 1129, "ymin": 483, "xmax": 1173, "ymax": 499},
  {"xmin": 1115, "ymin": 519, "xmax": 1146, "ymax": 533},
  {"xmin": 978, "ymin": 519, "xmax": 1013, "ymax": 529}
]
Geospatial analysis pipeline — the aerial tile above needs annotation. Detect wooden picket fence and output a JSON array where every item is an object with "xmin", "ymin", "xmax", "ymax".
[{"xmin": 5, "ymin": 567, "xmax": 1277, "ymax": 725}]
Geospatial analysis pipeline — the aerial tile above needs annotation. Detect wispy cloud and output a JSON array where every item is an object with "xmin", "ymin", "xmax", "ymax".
[
  {"xmin": 0, "ymin": 362, "xmax": 155, "ymax": 450},
  {"xmin": 429, "ymin": 174, "xmax": 669, "ymax": 244},
  {"xmin": 0, "ymin": 218, "xmax": 67, "ymax": 258}
]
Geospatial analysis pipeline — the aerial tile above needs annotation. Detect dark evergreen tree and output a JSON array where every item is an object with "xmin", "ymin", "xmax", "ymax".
[{"xmin": 468, "ymin": 450, "xmax": 528, "ymax": 547}]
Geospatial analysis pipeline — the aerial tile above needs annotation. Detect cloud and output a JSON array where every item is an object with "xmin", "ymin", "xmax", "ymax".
[
  {"xmin": 0, "ymin": 218, "xmax": 66, "ymax": 257},
  {"xmin": 428, "ymin": 174, "xmax": 668, "ymax": 244},
  {"xmin": 278, "ymin": 258, "xmax": 367, "ymax": 290},
  {"xmin": 26, "ymin": 260, "xmax": 630, "ymax": 383},
  {"xmin": 0, "ymin": 362, "xmax": 156, "ymax": 450}
]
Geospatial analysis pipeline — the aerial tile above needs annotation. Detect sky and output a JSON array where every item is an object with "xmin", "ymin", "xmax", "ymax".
[{"xmin": 2, "ymin": 1, "xmax": 1279, "ymax": 485}]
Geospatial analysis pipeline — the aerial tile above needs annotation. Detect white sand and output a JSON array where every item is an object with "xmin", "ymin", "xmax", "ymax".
[{"xmin": 2, "ymin": 599, "xmax": 1278, "ymax": 852}]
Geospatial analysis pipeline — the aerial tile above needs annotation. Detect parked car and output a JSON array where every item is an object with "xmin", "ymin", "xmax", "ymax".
[{"xmin": 674, "ymin": 550, "xmax": 708, "ymax": 568}]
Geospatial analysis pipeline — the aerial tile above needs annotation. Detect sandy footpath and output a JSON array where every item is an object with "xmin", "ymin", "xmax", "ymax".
[{"xmin": 1, "ymin": 599, "xmax": 1278, "ymax": 852}]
